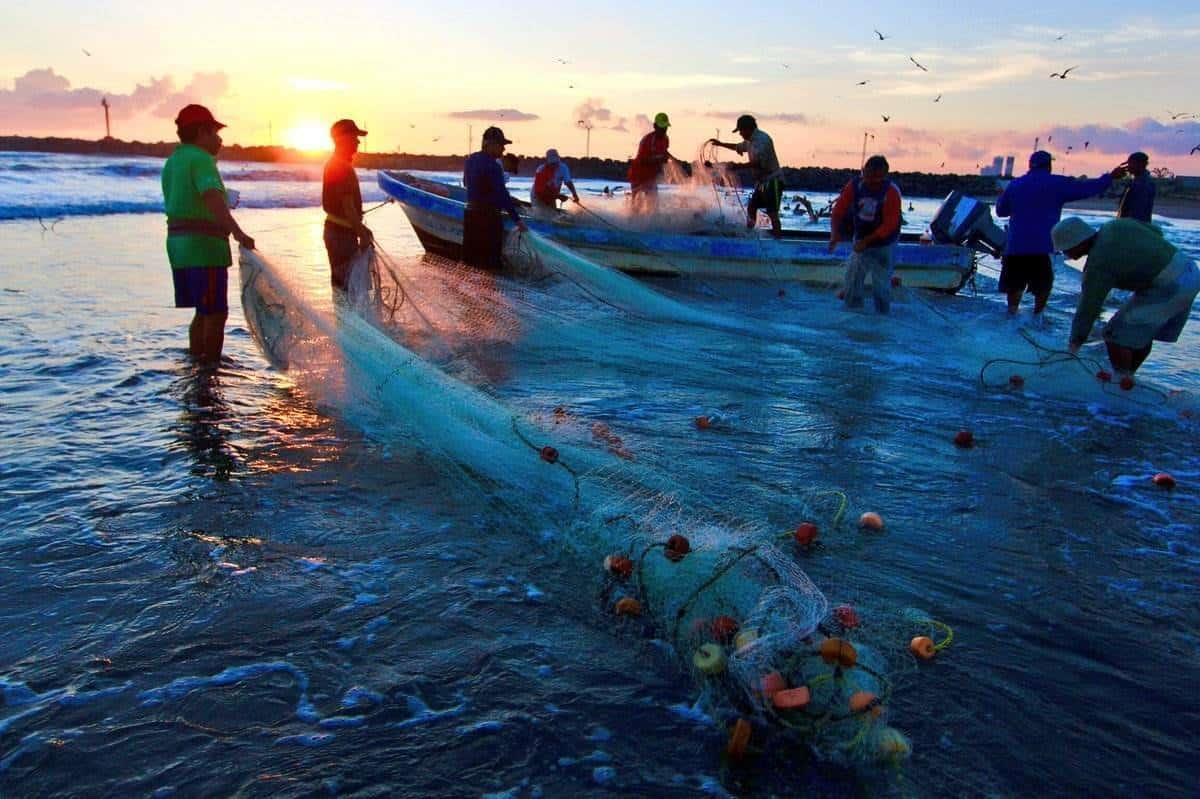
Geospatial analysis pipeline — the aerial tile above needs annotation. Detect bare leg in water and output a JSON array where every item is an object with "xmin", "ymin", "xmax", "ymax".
[
  {"xmin": 190, "ymin": 310, "xmax": 227, "ymax": 365},
  {"xmin": 1106, "ymin": 341, "xmax": 1153, "ymax": 375}
]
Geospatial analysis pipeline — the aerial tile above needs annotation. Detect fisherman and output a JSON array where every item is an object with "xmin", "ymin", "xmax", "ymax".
[
  {"xmin": 628, "ymin": 112, "xmax": 682, "ymax": 215},
  {"xmin": 322, "ymin": 118, "xmax": 372, "ymax": 292},
  {"xmin": 707, "ymin": 115, "xmax": 784, "ymax": 237},
  {"xmin": 462, "ymin": 126, "xmax": 526, "ymax": 270},
  {"xmin": 1117, "ymin": 151, "xmax": 1155, "ymax": 223},
  {"xmin": 530, "ymin": 148, "xmax": 580, "ymax": 219},
  {"xmin": 161, "ymin": 104, "xmax": 255, "ymax": 365},
  {"xmin": 829, "ymin": 155, "xmax": 902, "ymax": 313},
  {"xmin": 995, "ymin": 151, "xmax": 1126, "ymax": 319},
  {"xmin": 1054, "ymin": 216, "xmax": 1199, "ymax": 375}
]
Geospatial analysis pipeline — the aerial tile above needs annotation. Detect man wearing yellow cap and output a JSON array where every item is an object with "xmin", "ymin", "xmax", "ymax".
[{"xmin": 628, "ymin": 112, "xmax": 681, "ymax": 214}]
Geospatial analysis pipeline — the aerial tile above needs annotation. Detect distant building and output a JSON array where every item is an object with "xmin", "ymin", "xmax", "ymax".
[
  {"xmin": 979, "ymin": 155, "xmax": 1008, "ymax": 177},
  {"xmin": 1003, "ymin": 156, "xmax": 1015, "ymax": 178}
]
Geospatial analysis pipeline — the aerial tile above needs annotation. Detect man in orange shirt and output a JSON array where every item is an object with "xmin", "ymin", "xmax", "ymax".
[
  {"xmin": 627, "ymin": 112, "xmax": 682, "ymax": 215},
  {"xmin": 829, "ymin": 155, "xmax": 902, "ymax": 313}
]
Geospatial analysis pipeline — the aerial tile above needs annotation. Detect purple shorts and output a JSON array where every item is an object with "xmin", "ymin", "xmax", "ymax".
[{"xmin": 172, "ymin": 267, "xmax": 229, "ymax": 314}]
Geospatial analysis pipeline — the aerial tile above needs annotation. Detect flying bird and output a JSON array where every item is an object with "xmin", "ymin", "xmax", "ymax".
[
  {"xmin": 933, "ymin": 94, "xmax": 942, "ymax": 102},
  {"xmin": 1055, "ymin": 34, "xmax": 1066, "ymax": 41},
  {"xmin": 909, "ymin": 56, "xmax": 928, "ymax": 72},
  {"xmin": 1192, "ymin": 145, "xmax": 1200, "ymax": 155},
  {"xmin": 874, "ymin": 29, "xmax": 889, "ymax": 41},
  {"xmin": 856, "ymin": 80, "xmax": 870, "ymax": 86},
  {"xmin": 1047, "ymin": 135, "xmax": 1053, "ymax": 143},
  {"xmin": 940, "ymin": 161, "xmax": 946, "ymax": 168},
  {"xmin": 781, "ymin": 63, "xmax": 790, "ymax": 69},
  {"xmin": 432, "ymin": 137, "xmax": 441, "ymax": 142},
  {"xmin": 881, "ymin": 115, "xmax": 891, "ymax": 122},
  {"xmin": 1049, "ymin": 66, "xmax": 1078, "ymax": 79},
  {"xmin": 553, "ymin": 57, "xmax": 570, "ymax": 64},
  {"xmin": 1084, "ymin": 141, "xmax": 1089, "ymax": 149},
  {"xmin": 82, "ymin": 48, "xmax": 92, "ymax": 56}
]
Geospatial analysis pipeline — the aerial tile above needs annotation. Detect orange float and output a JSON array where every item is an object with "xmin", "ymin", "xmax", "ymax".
[
  {"xmin": 1096, "ymin": 370, "xmax": 1112, "ymax": 383},
  {"xmin": 953, "ymin": 430, "xmax": 975, "ymax": 448},
  {"xmin": 664, "ymin": 534, "xmax": 691, "ymax": 562},
  {"xmin": 758, "ymin": 671, "xmax": 786, "ymax": 701},
  {"xmin": 539, "ymin": 446, "xmax": 559, "ymax": 464},
  {"xmin": 891, "ymin": 275, "xmax": 902, "ymax": 288},
  {"xmin": 910, "ymin": 635, "xmax": 936, "ymax": 660},
  {"xmin": 819, "ymin": 638, "xmax": 858, "ymax": 669},
  {"xmin": 694, "ymin": 415, "xmax": 713, "ymax": 430},
  {"xmin": 1009, "ymin": 374, "xmax": 1025, "ymax": 389},
  {"xmin": 1120, "ymin": 375, "xmax": 1135, "ymax": 391},
  {"xmin": 614, "ymin": 597, "xmax": 642, "ymax": 617},
  {"xmin": 849, "ymin": 690, "xmax": 881, "ymax": 716},
  {"xmin": 859, "ymin": 512, "xmax": 884, "ymax": 532},
  {"xmin": 1152, "ymin": 473, "xmax": 1177, "ymax": 490},
  {"xmin": 793, "ymin": 521, "xmax": 819, "ymax": 547},
  {"xmin": 726, "ymin": 718, "xmax": 752, "ymax": 761},
  {"xmin": 772, "ymin": 686, "xmax": 811, "ymax": 711}
]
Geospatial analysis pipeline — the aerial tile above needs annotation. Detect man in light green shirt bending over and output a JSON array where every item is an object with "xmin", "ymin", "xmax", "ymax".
[{"xmin": 1053, "ymin": 217, "xmax": 1199, "ymax": 377}]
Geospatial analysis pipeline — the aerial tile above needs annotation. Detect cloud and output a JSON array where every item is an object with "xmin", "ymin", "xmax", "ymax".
[
  {"xmin": 596, "ymin": 72, "xmax": 757, "ymax": 90},
  {"xmin": 0, "ymin": 68, "xmax": 229, "ymax": 132},
  {"xmin": 573, "ymin": 98, "xmax": 612, "ymax": 125},
  {"xmin": 699, "ymin": 111, "xmax": 812, "ymax": 125},
  {"xmin": 609, "ymin": 117, "xmax": 628, "ymax": 132},
  {"xmin": 447, "ymin": 108, "xmax": 539, "ymax": 122}
]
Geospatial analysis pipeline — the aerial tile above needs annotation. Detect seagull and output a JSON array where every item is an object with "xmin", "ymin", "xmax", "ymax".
[
  {"xmin": 432, "ymin": 137, "xmax": 441, "ymax": 142},
  {"xmin": 881, "ymin": 115, "xmax": 890, "ymax": 122},
  {"xmin": 933, "ymin": 94, "xmax": 942, "ymax": 102},
  {"xmin": 856, "ymin": 80, "xmax": 870, "ymax": 86},
  {"xmin": 1084, "ymin": 141, "xmax": 1089, "ymax": 149},
  {"xmin": 1049, "ymin": 66, "xmax": 1078, "ymax": 79},
  {"xmin": 1055, "ymin": 34, "xmax": 1066, "ymax": 41},
  {"xmin": 781, "ymin": 63, "xmax": 790, "ymax": 69},
  {"xmin": 874, "ymin": 29, "xmax": 889, "ymax": 41},
  {"xmin": 1169, "ymin": 111, "xmax": 1194, "ymax": 120},
  {"xmin": 553, "ymin": 57, "xmax": 569, "ymax": 65},
  {"xmin": 909, "ymin": 56, "xmax": 928, "ymax": 72},
  {"xmin": 1192, "ymin": 145, "xmax": 1200, "ymax": 155},
  {"xmin": 82, "ymin": 48, "xmax": 92, "ymax": 56},
  {"xmin": 940, "ymin": 161, "xmax": 946, "ymax": 168},
  {"xmin": 568, "ymin": 83, "xmax": 575, "ymax": 89},
  {"xmin": 1047, "ymin": 135, "xmax": 1053, "ymax": 143}
]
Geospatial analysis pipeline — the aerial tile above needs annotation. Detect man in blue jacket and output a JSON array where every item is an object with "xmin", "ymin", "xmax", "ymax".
[
  {"xmin": 995, "ymin": 151, "xmax": 1126, "ymax": 318},
  {"xmin": 462, "ymin": 126, "xmax": 526, "ymax": 271}
]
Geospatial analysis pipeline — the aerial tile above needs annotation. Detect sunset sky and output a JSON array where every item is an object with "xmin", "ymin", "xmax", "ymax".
[{"xmin": 3, "ymin": 0, "xmax": 1200, "ymax": 174}]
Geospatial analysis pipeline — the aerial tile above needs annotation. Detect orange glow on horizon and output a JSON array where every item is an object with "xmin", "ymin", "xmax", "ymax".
[{"xmin": 283, "ymin": 122, "xmax": 329, "ymax": 153}]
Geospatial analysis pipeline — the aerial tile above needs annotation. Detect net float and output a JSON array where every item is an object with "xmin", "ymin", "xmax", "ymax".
[
  {"xmin": 664, "ymin": 534, "xmax": 691, "ymax": 562},
  {"xmin": 694, "ymin": 415, "xmax": 712, "ymax": 430},
  {"xmin": 833, "ymin": 604, "xmax": 860, "ymax": 629},
  {"xmin": 859, "ymin": 512, "xmax": 884, "ymax": 531},
  {"xmin": 772, "ymin": 686, "xmax": 811, "ymax": 711},
  {"xmin": 876, "ymin": 727, "xmax": 912, "ymax": 762},
  {"xmin": 711, "ymin": 615, "xmax": 740, "ymax": 644},
  {"xmin": 1120, "ymin": 376, "xmax": 1135, "ymax": 391},
  {"xmin": 1096, "ymin": 370, "xmax": 1112, "ymax": 383},
  {"xmin": 614, "ymin": 597, "xmax": 642, "ymax": 617},
  {"xmin": 819, "ymin": 637, "xmax": 857, "ymax": 668},
  {"xmin": 734, "ymin": 628, "xmax": 759, "ymax": 651},
  {"xmin": 539, "ymin": 446, "xmax": 559, "ymax": 463},
  {"xmin": 953, "ymin": 430, "xmax": 975, "ymax": 448},
  {"xmin": 849, "ymin": 690, "xmax": 881, "ymax": 716},
  {"xmin": 793, "ymin": 521, "xmax": 819, "ymax": 547},
  {"xmin": 910, "ymin": 635, "xmax": 936, "ymax": 660},
  {"xmin": 603, "ymin": 554, "xmax": 633, "ymax": 579},
  {"xmin": 891, "ymin": 275, "xmax": 902, "ymax": 287},
  {"xmin": 1009, "ymin": 374, "xmax": 1025, "ymax": 388},
  {"xmin": 1152, "ymin": 473, "xmax": 1176, "ymax": 490},
  {"xmin": 726, "ymin": 718, "xmax": 752, "ymax": 761},
  {"xmin": 694, "ymin": 643, "xmax": 727, "ymax": 675},
  {"xmin": 759, "ymin": 671, "xmax": 786, "ymax": 701}
]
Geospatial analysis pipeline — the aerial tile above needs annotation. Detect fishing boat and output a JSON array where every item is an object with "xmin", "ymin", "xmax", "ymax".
[{"xmin": 378, "ymin": 171, "xmax": 995, "ymax": 292}]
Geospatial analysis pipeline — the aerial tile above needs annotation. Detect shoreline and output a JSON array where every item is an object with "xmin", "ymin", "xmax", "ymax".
[{"xmin": 1063, "ymin": 196, "xmax": 1200, "ymax": 221}]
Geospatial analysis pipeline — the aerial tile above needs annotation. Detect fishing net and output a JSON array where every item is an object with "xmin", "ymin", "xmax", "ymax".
[{"xmin": 240, "ymin": 244, "xmax": 922, "ymax": 773}]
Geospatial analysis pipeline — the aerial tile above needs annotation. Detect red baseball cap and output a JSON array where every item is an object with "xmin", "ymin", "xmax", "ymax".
[{"xmin": 175, "ymin": 104, "xmax": 225, "ymax": 129}]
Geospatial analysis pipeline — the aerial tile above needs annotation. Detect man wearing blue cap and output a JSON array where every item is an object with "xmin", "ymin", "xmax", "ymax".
[
  {"xmin": 462, "ymin": 126, "xmax": 527, "ymax": 270},
  {"xmin": 995, "ymin": 151, "xmax": 1126, "ymax": 319},
  {"xmin": 708, "ymin": 115, "xmax": 784, "ymax": 237}
]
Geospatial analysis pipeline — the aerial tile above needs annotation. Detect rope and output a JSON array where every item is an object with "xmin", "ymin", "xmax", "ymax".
[{"xmin": 509, "ymin": 417, "xmax": 581, "ymax": 507}]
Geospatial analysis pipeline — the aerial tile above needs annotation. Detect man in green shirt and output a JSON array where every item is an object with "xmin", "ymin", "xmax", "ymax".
[
  {"xmin": 1053, "ymin": 216, "xmax": 1199, "ymax": 376},
  {"xmin": 162, "ymin": 104, "xmax": 255, "ymax": 365}
]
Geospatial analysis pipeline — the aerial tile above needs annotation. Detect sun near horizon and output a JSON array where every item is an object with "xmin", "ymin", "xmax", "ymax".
[{"xmin": 282, "ymin": 121, "xmax": 330, "ymax": 153}]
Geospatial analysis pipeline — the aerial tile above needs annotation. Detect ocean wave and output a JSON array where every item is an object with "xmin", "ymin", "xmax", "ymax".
[
  {"xmin": 0, "ymin": 189, "xmax": 388, "ymax": 221},
  {"xmin": 0, "ymin": 160, "xmax": 329, "ymax": 183}
]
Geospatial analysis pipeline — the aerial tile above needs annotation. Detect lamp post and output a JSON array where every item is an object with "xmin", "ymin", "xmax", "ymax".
[
  {"xmin": 577, "ymin": 119, "xmax": 593, "ymax": 159},
  {"xmin": 101, "ymin": 97, "xmax": 111, "ymax": 139}
]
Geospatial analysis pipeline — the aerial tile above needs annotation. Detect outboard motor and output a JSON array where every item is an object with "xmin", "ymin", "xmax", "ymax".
[{"xmin": 929, "ymin": 191, "xmax": 1006, "ymax": 257}]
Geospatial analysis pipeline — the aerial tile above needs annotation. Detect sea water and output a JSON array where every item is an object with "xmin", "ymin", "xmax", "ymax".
[{"xmin": 1, "ymin": 151, "xmax": 1198, "ymax": 797}]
